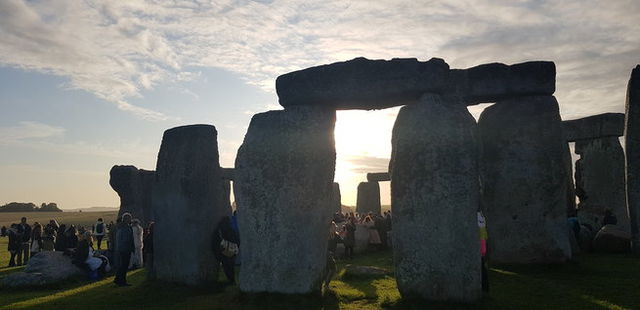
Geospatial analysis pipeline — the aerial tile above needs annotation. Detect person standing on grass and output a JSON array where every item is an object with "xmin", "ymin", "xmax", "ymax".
[
  {"xmin": 114, "ymin": 213, "xmax": 134, "ymax": 287},
  {"xmin": 213, "ymin": 216, "xmax": 239, "ymax": 285},
  {"xmin": 42, "ymin": 222, "xmax": 56, "ymax": 251},
  {"xmin": 16, "ymin": 217, "xmax": 31, "ymax": 265},
  {"xmin": 65, "ymin": 225, "xmax": 79, "ymax": 249},
  {"xmin": 478, "ymin": 211, "xmax": 489, "ymax": 293},
  {"xmin": 129, "ymin": 219, "xmax": 144, "ymax": 269},
  {"xmin": 30, "ymin": 222, "xmax": 43, "ymax": 257},
  {"xmin": 94, "ymin": 218, "xmax": 106, "ymax": 250},
  {"xmin": 7, "ymin": 224, "xmax": 20, "ymax": 267},
  {"xmin": 343, "ymin": 217, "xmax": 356, "ymax": 259},
  {"xmin": 143, "ymin": 222, "xmax": 155, "ymax": 279},
  {"xmin": 1, "ymin": 226, "xmax": 6, "ymax": 237}
]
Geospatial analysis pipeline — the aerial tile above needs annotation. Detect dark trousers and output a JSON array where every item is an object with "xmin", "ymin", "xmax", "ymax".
[
  {"xmin": 481, "ymin": 256, "xmax": 489, "ymax": 292},
  {"xmin": 96, "ymin": 236, "xmax": 104, "ymax": 249},
  {"xmin": 220, "ymin": 255, "xmax": 235, "ymax": 283},
  {"xmin": 9, "ymin": 251, "xmax": 17, "ymax": 266},
  {"xmin": 114, "ymin": 251, "xmax": 131, "ymax": 285},
  {"xmin": 16, "ymin": 243, "xmax": 30, "ymax": 265}
]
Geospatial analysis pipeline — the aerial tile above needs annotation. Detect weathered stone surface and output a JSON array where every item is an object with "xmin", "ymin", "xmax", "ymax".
[
  {"xmin": 222, "ymin": 180, "xmax": 232, "ymax": 211},
  {"xmin": 391, "ymin": 94, "xmax": 481, "ymax": 302},
  {"xmin": 625, "ymin": 65, "xmax": 640, "ymax": 254},
  {"xmin": 356, "ymin": 182, "xmax": 381, "ymax": 215},
  {"xmin": 331, "ymin": 182, "xmax": 342, "ymax": 213},
  {"xmin": 235, "ymin": 106, "xmax": 336, "ymax": 294},
  {"xmin": 578, "ymin": 224, "xmax": 595, "ymax": 252},
  {"xmin": 367, "ymin": 172, "xmax": 390, "ymax": 182},
  {"xmin": 562, "ymin": 113, "xmax": 625, "ymax": 142},
  {"xmin": 1, "ymin": 252, "xmax": 83, "ymax": 288},
  {"xmin": 479, "ymin": 95, "xmax": 572, "ymax": 264},
  {"xmin": 343, "ymin": 265, "xmax": 391, "ymax": 277},
  {"xmin": 109, "ymin": 165, "xmax": 154, "ymax": 226},
  {"xmin": 276, "ymin": 57, "xmax": 450, "ymax": 110},
  {"xmin": 221, "ymin": 167, "xmax": 234, "ymax": 180},
  {"xmin": 593, "ymin": 225, "xmax": 631, "ymax": 253},
  {"xmin": 449, "ymin": 61, "xmax": 555, "ymax": 105},
  {"xmin": 574, "ymin": 137, "xmax": 628, "ymax": 232},
  {"xmin": 152, "ymin": 125, "xmax": 229, "ymax": 285}
]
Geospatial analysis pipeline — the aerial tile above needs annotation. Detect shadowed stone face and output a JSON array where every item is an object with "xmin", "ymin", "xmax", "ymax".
[
  {"xmin": 574, "ymin": 137, "xmax": 628, "ymax": 232},
  {"xmin": 331, "ymin": 182, "xmax": 341, "ymax": 213},
  {"xmin": 235, "ymin": 106, "xmax": 336, "ymax": 294},
  {"xmin": 109, "ymin": 165, "xmax": 154, "ymax": 226},
  {"xmin": 391, "ymin": 94, "xmax": 481, "ymax": 302},
  {"xmin": 562, "ymin": 113, "xmax": 625, "ymax": 142},
  {"xmin": 367, "ymin": 172, "xmax": 390, "ymax": 182},
  {"xmin": 625, "ymin": 65, "xmax": 640, "ymax": 253},
  {"xmin": 478, "ymin": 95, "xmax": 572, "ymax": 264},
  {"xmin": 152, "ymin": 124, "xmax": 229, "ymax": 285},
  {"xmin": 356, "ymin": 182, "xmax": 381, "ymax": 215}
]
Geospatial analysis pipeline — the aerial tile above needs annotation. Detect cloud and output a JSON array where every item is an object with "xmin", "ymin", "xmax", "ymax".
[
  {"xmin": 0, "ymin": 0, "xmax": 638, "ymax": 122},
  {"xmin": 346, "ymin": 156, "xmax": 389, "ymax": 174},
  {"xmin": 0, "ymin": 121, "xmax": 65, "ymax": 142}
]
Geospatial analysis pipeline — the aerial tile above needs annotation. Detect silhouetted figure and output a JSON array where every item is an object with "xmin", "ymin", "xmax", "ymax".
[
  {"xmin": 114, "ymin": 213, "xmax": 134, "ymax": 287},
  {"xmin": 94, "ymin": 218, "xmax": 106, "ymax": 250},
  {"xmin": 213, "ymin": 216, "xmax": 239, "ymax": 284},
  {"xmin": 16, "ymin": 217, "xmax": 31, "ymax": 265},
  {"xmin": 7, "ymin": 224, "xmax": 20, "ymax": 267}
]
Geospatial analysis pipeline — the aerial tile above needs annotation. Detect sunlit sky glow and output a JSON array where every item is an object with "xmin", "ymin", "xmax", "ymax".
[{"xmin": 0, "ymin": 0, "xmax": 639, "ymax": 208}]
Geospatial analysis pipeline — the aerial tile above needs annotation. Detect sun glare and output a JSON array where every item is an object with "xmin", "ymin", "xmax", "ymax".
[{"xmin": 334, "ymin": 108, "xmax": 400, "ymax": 206}]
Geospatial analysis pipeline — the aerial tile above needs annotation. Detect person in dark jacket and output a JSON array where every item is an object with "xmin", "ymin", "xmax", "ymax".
[
  {"xmin": 55, "ymin": 224, "xmax": 67, "ymax": 251},
  {"xmin": 602, "ymin": 209, "xmax": 618, "ymax": 226},
  {"xmin": 114, "ymin": 213, "xmax": 134, "ymax": 287},
  {"xmin": 16, "ymin": 217, "xmax": 31, "ymax": 265},
  {"xmin": 65, "ymin": 225, "xmax": 79, "ymax": 249},
  {"xmin": 213, "ymin": 216, "xmax": 239, "ymax": 284},
  {"xmin": 143, "ymin": 222, "xmax": 155, "ymax": 279},
  {"xmin": 7, "ymin": 224, "xmax": 21, "ymax": 267}
]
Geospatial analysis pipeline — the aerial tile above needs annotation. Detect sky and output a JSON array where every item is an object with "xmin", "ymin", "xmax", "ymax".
[{"xmin": 0, "ymin": 0, "xmax": 639, "ymax": 209}]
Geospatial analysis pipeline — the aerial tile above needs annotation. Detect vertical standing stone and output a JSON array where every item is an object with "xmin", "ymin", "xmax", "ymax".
[
  {"xmin": 625, "ymin": 65, "xmax": 640, "ymax": 253},
  {"xmin": 235, "ymin": 106, "xmax": 336, "ymax": 294},
  {"xmin": 479, "ymin": 95, "xmax": 572, "ymax": 264},
  {"xmin": 331, "ymin": 182, "xmax": 342, "ymax": 213},
  {"xmin": 562, "ymin": 142, "xmax": 577, "ymax": 217},
  {"xmin": 574, "ymin": 137, "xmax": 628, "ymax": 232},
  {"xmin": 356, "ymin": 182, "xmax": 381, "ymax": 215},
  {"xmin": 109, "ymin": 165, "xmax": 155, "ymax": 226},
  {"xmin": 152, "ymin": 125, "xmax": 229, "ymax": 285},
  {"xmin": 391, "ymin": 94, "xmax": 481, "ymax": 302}
]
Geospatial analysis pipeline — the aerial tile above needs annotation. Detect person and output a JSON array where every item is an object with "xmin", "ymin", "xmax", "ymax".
[
  {"xmin": 478, "ymin": 211, "xmax": 489, "ymax": 293},
  {"xmin": 363, "ymin": 215, "xmax": 382, "ymax": 248},
  {"xmin": 114, "ymin": 213, "xmax": 134, "ymax": 287},
  {"xmin": 94, "ymin": 218, "xmax": 106, "ymax": 250},
  {"xmin": 7, "ymin": 224, "xmax": 20, "ymax": 267},
  {"xmin": 129, "ymin": 219, "xmax": 144, "ymax": 269},
  {"xmin": 328, "ymin": 221, "xmax": 340, "ymax": 254},
  {"xmin": 65, "ymin": 225, "xmax": 79, "ymax": 249},
  {"xmin": 30, "ymin": 222, "xmax": 43, "ymax": 257},
  {"xmin": 343, "ymin": 217, "xmax": 356, "ymax": 259},
  {"xmin": 55, "ymin": 224, "xmax": 67, "ymax": 251},
  {"xmin": 75, "ymin": 231, "xmax": 109, "ymax": 280},
  {"xmin": 213, "ymin": 216, "xmax": 239, "ymax": 285},
  {"xmin": 143, "ymin": 222, "xmax": 155, "ymax": 279},
  {"xmin": 16, "ymin": 217, "xmax": 31, "ymax": 265},
  {"xmin": 374, "ymin": 214, "xmax": 388, "ymax": 248},
  {"xmin": 602, "ymin": 209, "xmax": 618, "ymax": 226},
  {"xmin": 1, "ymin": 225, "xmax": 6, "ymax": 237},
  {"xmin": 42, "ymin": 222, "xmax": 56, "ymax": 251},
  {"xmin": 106, "ymin": 221, "xmax": 115, "ymax": 249}
]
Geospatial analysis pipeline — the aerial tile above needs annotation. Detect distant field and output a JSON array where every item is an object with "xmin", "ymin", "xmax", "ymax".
[{"xmin": 0, "ymin": 211, "xmax": 118, "ymax": 230}]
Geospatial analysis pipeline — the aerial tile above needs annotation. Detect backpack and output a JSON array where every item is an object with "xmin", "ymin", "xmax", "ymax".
[
  {"xmin": 96, "ymin": 223, "xmax": 104, "ymax": 234},
  {"xmin": 219, "ymin": 231, "xmax": 239, "ymax": 257}
]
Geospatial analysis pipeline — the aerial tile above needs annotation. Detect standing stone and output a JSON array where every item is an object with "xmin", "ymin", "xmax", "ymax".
[
  {"xmin": 367, "ymin": 172, "xmax": 390, "ymax": 182},
  {"xmin": 562, "ymin": 142, "xmax": 577, "ymax": 217},
  {"xmin": 109, "ymin": 165, "xmax": 154, "ymax": 226},
  {"xmin": 625, "ymin": 65, "xmax": 640, "ymax": 253},
  {"xmin": 235, "ymin": 106, "xmax": 336, "ymax": 294},
  {"xmin": 356, "ymin": 182, "xmax": 381, "ymax": 215},
  {"xmin": 331, "ymin": 182, "xmax": 342, "ymax": 213},
  {"xmin": 574, "ymin": 137, "xmax": 628, "ymax": 232},
  {"xmin": 479, "ymin": 95, "xmax": 572, "ymax": 264},
  {"xmin": 152, "ymin": 125, "xmax": 229, "ymax": 285},
  {"xmin": 222, "ymin": 180, "xmax": 232, "ymax": 211},
  {"xmin": 391, "ymin": 94, "xmax": 481, "ymax": 302}
]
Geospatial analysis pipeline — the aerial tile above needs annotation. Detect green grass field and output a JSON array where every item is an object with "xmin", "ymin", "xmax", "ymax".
[{"xmin": 0, "ymin": 211, "xmax": 638, "ymax": 309}]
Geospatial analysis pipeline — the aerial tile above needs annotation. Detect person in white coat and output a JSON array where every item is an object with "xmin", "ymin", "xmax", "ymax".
[{"xmin": 129, "ymin": 219, "xmax": 144, "ymax": 269}]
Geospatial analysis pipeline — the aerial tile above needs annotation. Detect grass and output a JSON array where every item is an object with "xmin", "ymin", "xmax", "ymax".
[{"xmin": 0, "ymin": 211, "xmax": 638, "ymax": 309}]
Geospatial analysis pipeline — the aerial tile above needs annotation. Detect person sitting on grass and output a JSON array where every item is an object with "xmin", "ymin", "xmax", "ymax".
[{"xmin": 74, "ymin": 231, "xmax": 110, "ymax": 280}]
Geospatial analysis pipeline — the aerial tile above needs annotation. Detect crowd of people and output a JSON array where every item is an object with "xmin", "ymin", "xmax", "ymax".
[
  {"xmin": 328, "ymin": 210, "xmax": 393, "ymax": 259},
  {"xmin": 1, "ymin": 214, "xmax": 155, "ymax": 287}
]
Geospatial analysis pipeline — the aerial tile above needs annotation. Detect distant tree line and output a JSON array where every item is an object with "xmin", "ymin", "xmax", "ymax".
[{"xmin": 0, "ymin": 202, "xmax": 63, "ymax": 212}]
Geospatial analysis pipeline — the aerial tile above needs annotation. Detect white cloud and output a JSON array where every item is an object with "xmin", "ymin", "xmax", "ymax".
[
  {"xmin": 0, "ymin": 121, "xmax": 65, "ymax": 142},
  {"xmin": 0, "ymin": 0, "xmax": 638, "ymax": 120}
]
